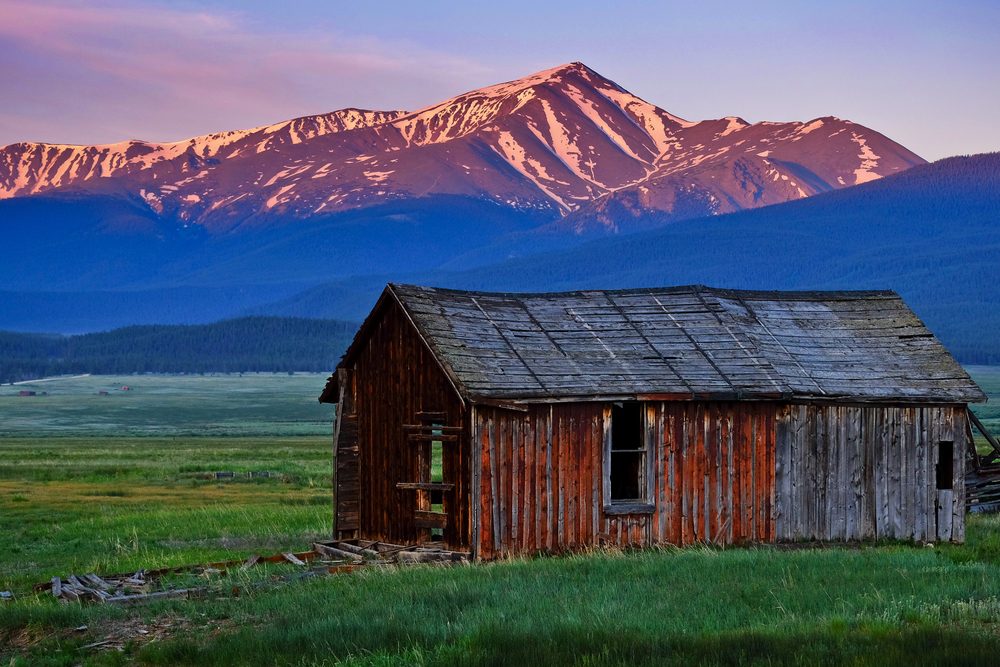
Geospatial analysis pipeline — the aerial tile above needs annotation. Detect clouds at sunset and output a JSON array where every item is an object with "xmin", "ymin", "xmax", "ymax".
[
  {"xmin": 1, "ymin": 0, "xmax": 997, "ymax": 160},
  {"xmin": 0, "ymin": 0, "xmax": 491, "ymax": 145}
]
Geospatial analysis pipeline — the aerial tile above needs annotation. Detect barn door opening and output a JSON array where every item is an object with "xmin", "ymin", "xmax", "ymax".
[
  {"xmin": 397, "ymin": 411, "xmax": 458, "ymax": 544},
  {"xmin": 936, "ymin": 440, "xmax": 955, "ymax": 541}
]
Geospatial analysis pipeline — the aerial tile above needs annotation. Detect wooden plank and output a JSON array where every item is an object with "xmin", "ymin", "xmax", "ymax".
[
  {"xmin": 556, "ymin": 409, "xmax": 566, "ymax": 548},
  {"xmin": 282, "ymin": 553, "xmax": 306, "ymax": 566},
  {"xmin": 414, "ymin": 513, "xmax": 448, "ymax": 529},
  {"xmin": 415, "ymin": 411, "xmax": 448, "ymax": 421},
  {"xmin": 708, "ymin": 404, "xmax": 719, "ymax": 543},
  {"xmin": 407, "ymin": 433, "xmax": 460, "ymax": 442},
  {"xmin": 813, "ymin": 405, "xmax": 826, "ymax": 540},
  {"xmin": 937, "ymin": 489, "xmax": 954, "ymax": 541},
  {"xmin": 106, "ymin": 589, "xmax": 194, "ymax": 606},
  {"xmin": 478, "ymin": 409, "xmax": 493, "ymax": 558},
  {"xmin": 654, "ymin": 405, "xmax": 666, "ymax": 544},
  {"xmin": 489, "ymin": 413, "xmax": 501, "ymax": 554},
  {"xmin": 331, "ymin": 542, "xmax": 380, "ymax": 558},
  {"xmin": 312, "ymin": 543, "xmax": 363, "ymax": 563},
  {"xmin": 402, "ymin": 424, "xmax": 463, "ymax": 433},
  {"xmin": 545, "ymin": 405, "xmax": 554, "ymax": 551},
  {"xmin": 953, "ymin": 407, "xmax": 966, "ymax": 543},
  {"xmin": 395, "ymin": 482, "xmax": 455, "ymax": 491},
  {"xmin": 524, "ymin": 410, "xmax": 536, "ymax": 552},
  {"xmin": 590, "ymin": 408, "xmax": 600, "ymax": 546}
]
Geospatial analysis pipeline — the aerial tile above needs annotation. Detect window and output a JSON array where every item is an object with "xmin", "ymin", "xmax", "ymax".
[
  {"xmin": 607, "ymin": 402, "xmax": 650, "ymax": 509},
  {"xmin": 936, "ymin": 441, "xmax": 954, "ymax": 490}
]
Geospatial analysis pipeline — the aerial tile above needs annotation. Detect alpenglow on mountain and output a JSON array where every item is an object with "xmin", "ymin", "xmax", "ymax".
[{"xmin": 1, "ymin": 62, "xmax": 923, "ymax": 231}]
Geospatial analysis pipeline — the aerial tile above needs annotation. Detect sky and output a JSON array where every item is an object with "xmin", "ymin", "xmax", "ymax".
[{"xmin": 1, "ymin": 0, "xmax": 997, "ymax": 161}]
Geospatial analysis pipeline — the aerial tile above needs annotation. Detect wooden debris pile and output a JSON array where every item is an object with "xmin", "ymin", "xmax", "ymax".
[
  {"xmin": 967, "ymin": 411, "xmax": 1000, "ymax": 514},
  {"xmin": 313, "ymin": 539, "xmax": 470, "ymax": 565},
  {"xmin": 967, "ymin": 464, "xmax": 1000, "ymax": 513},
  {"xmin": 34, "ymin": 544, "xmax": 468, "ymax": 606},
  {"xmin": 47, "ymin": 572, "xmax": 193, "ymax": 605},
  {"xmin": 38, "ymin": 550, "xmax": 318, "ymax": 605}
]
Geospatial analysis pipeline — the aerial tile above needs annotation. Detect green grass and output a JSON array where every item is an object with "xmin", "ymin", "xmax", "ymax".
[
  {"xmin": 0, "ymin": 436, "xmax": 332, "ymax": 593},
  {"xmin": 2, "ymin": 370, "xmax": 1000, "ymax": 664},
  {"xmin": 0, "ymin": 373, "xmax": 333, "ymax": 437}
]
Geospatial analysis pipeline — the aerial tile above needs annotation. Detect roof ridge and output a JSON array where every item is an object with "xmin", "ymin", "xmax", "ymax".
[{"xmin": 389, "ymin": 282, "xmax": 901, "ymax": 301}]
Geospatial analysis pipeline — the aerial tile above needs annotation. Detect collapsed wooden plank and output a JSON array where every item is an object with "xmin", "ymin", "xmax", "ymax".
[
  {"xmin": 331, "ymin": 541, "xmax": 380, "ymax": 558},
  {"xmin": 106, "ymin": 589, "xmax": 196, "ymax": 606},
  {"xmin": 282, "ymin": 553, "xmax": 306, "ymax": 566},
  {"xmin": 84, "ymin": 574, "xmax": 113, "ymax": 591},
  {"xmin": 396, "ymin": 549, "xmax": 470, "ymax": 564},
  {"xmin": 312, "ymin": 543, "xmax": 363, "ymax": 563}
]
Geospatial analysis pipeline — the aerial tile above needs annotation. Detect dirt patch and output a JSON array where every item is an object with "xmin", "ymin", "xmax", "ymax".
[
  {"xmin": 77, "ymin": 613, "xmax": 238, "ymax": 655},
  {"xmin": 1, "ymin": 613, "xmax": 240, "ymax": 662}
]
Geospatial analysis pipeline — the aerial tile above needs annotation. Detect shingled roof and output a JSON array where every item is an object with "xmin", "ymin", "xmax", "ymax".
[{"xmin": 335, "ymin": 283, "xmax": 985, "ymax": 404}]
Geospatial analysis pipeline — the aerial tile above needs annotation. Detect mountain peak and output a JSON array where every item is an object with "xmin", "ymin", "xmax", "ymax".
[{"xmin": 0, "ymin": 62, "xmax": 925, "ymax": 230}]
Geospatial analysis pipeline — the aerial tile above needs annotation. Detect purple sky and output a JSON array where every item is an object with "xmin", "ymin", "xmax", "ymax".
[{"xmin": 1, "ymin": 0, "xmax": 997, "ymax": 161}]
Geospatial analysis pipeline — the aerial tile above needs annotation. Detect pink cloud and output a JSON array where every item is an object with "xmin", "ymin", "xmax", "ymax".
[{"xmin": 0, "ymin": 0, "xmax": 495, "ymax": 145}]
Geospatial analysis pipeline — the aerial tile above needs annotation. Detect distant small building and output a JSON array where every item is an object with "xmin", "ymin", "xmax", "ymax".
[
  {"xmin": 321, "ymin": 284, "xmax": 986, "ymax": 559},
  {"xmin": 17, "ymin": 390, "xmax": 36, "ymax": 397}
]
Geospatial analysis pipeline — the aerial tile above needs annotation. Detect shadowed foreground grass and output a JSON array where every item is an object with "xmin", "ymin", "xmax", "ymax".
[{"xmin": 4, "ymin": 524, "xmax": 1000, "ymax": 665}]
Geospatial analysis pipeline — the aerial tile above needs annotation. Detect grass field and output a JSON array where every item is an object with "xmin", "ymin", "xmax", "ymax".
[
  {"xmin": 0, "ymin": 373, "xmax": 333, "ymax": 437},
  {"xmin": 2, "ymin": 371, "xmax": 1000, "ymax": 665}
]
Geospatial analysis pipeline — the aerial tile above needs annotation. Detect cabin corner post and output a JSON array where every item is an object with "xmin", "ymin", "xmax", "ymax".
[
  {"xmin": 470, "ymin": 404, "xmax": 481, "ymax": 560},
  {"xmin": 331, "ymin": 367, "xmax": 349, "ymax": 539}
]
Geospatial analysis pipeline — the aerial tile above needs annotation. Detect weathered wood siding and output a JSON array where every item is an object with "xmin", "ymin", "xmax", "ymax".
[
  {"xmin": 646, "ymin": 402, "xmax": 776, "ymax": 547},
  {"xmin": 775, "ymin": 404, "xmax": 965, "ymax": 543},
  {"xmin": 473, "ymin": 401, "xmax": 777, "ymax": 558},
  {"xmin": 338, "ymin": 299, "xmax": 471, "ymax": 549},
  {"xmin": 474, "ymin": 404, "xmax": 603, "ymax": 559},
  {"xmin": 473, "ymin": 400, "xmax": 965, "ymax": 558}
]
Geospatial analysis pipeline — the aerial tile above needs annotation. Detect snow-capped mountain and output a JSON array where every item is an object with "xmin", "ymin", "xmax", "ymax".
[{"xmin": 0, "ymin": 62, "xmax": 923, "ymax": 232}]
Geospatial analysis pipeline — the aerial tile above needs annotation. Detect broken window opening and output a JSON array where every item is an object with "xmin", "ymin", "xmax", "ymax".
[
  {"xmin": 610, "ymin": 402, "xmax": 647, "ymax": 502},
  {"xmin": 430, "ymin": 422, "xmax": 444, "ymax": 538},
  {"xmin": 936, "ymin": 441, "xmax": 954, "ymax": 490}
]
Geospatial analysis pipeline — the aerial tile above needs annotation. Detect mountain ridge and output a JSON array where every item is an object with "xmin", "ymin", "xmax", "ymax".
[{"xmin": 0, "ymin": 62, "xmax": 924, "ymax": 232}]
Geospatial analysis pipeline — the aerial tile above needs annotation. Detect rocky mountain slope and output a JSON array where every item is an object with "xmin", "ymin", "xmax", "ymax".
[{"xmin": 0, "ymin": 62, "xmax": 924, "ymax": 232}]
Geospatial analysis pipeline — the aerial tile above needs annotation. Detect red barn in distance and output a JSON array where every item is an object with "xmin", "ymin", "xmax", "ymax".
[{"xmin": 320, "ymin": 284, "xmax": 985, "ymax": 560}]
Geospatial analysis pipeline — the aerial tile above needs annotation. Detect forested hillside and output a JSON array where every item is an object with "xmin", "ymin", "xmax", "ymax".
[
  {"xmin": 0, "ymin": 317, "xmax": 356, "ymax": 383},
  {"xmin": 259, "ymin": 153, "xmax": 1000, "ymax": 364}
]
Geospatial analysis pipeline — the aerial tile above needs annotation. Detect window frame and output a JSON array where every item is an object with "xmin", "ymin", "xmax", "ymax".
[{"xmin": 603, "ymin": 401, "xmax": 655, "ymax": 515}]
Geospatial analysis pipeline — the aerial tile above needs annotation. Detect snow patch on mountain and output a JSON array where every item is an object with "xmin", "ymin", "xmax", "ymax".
[{"xmin": 851, "ymin": 132, "xmax": 882, "ymax": 184}]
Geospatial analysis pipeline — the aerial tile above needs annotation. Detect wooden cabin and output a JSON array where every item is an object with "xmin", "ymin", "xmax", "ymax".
[{"xmin": 319, "ymin": 284, "xmax": 986, "ymax": 559}]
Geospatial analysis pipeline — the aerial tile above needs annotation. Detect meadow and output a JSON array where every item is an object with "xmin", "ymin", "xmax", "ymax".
[{"xmin": 1, "ymin": 371, "xmax": 1000, "ymax": 665}]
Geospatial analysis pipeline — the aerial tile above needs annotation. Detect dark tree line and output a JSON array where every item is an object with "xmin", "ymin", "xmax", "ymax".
[{"xmin": 0, "ymin": 317, "xmax": 357, "ymax": 383}]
